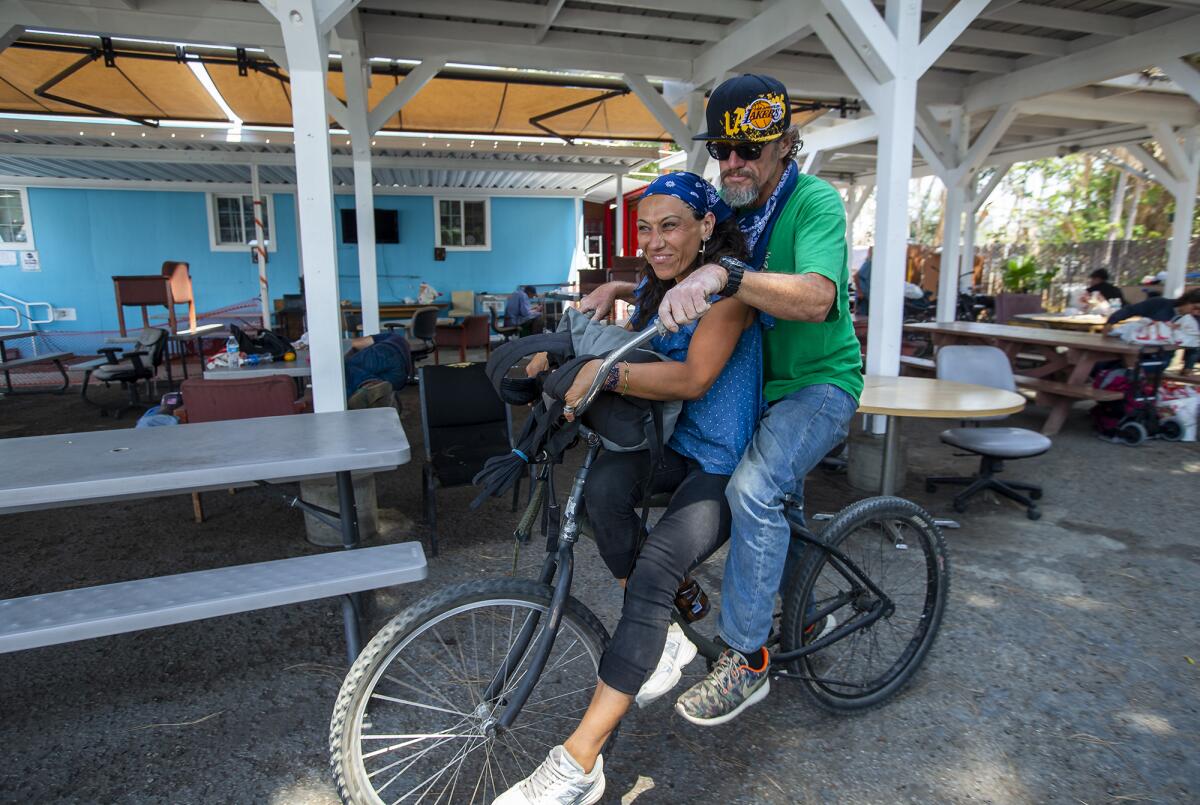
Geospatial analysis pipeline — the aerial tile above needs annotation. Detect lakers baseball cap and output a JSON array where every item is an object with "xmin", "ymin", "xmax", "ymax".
[{"xmin": 693, "ymin": 74, "xmax": 791, "ymax": 143}]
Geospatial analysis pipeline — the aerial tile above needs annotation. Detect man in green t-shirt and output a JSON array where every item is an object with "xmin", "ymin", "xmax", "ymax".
[{"xmin": 582, "ymin": 75, "xmax": 861, "ymax": 727}]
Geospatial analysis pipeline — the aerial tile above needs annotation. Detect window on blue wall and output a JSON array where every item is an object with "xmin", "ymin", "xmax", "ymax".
[
  {"xmin": 206, "ymin": 193, "xmax": 275, "ymax": 252},
  {"xmin": 435, "ymin": 197, "xmax": 489, "ymax": 250},
  {"xmin": 0, "ymin": 188, "xmax": 33, "ymax": 247}
]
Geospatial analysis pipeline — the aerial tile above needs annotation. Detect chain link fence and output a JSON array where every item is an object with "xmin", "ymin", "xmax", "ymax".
[{"xmin": 976, "ymin": 238, "xmax": 1200, "ymax": 309}]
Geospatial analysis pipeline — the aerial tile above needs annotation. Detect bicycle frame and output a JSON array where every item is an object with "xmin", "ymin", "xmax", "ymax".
[{"xmin": 481, "ymin": 318, "xmax": 900, "ymax": 729}]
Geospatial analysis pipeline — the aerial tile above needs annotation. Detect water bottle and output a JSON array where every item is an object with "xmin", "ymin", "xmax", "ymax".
[
  {"xmin": 674, "ymin": 576, "xmax": 710, "ymax": 623},
  {"xmin": 225, "ymin": 335, "xmax": 239, "ymax": 366}
]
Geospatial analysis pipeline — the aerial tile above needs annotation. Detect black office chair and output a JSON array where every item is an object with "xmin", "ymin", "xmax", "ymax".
[
  {"xmin": 418, "ymin": 362, "xmax": 521, "ymax": 556},
  {"xmin": 925, "ymin": 345, "xmax": 1052, "ymax": 520},
  {"xmin": 489, "ymin": 307, "xmax": 520, "ymax": 343},
  {"xmin": 405, "ymin": 306, "xmax": 439, "ymax": 380},
  {"xmin": 82, "ymin": 327, "xmax": 168, "ymax": 418}
]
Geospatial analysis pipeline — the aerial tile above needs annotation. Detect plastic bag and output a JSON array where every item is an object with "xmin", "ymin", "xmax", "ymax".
[
  {"xmin": 1118, "ymin": 320, "xmax": 1176, "ymax": 346},
  {"xmin": 417, "ymin": 282, "xmax": 439, "ymax": 304}
]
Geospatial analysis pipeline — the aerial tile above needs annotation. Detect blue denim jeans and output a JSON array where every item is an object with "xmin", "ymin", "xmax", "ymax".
[
  {"xmin": 344, "ymin": 334, "xmax": 411, "ymax": 396},
  {"xmin": 719, "ymin": 383, "xmax": 857, "ymax": 654}
]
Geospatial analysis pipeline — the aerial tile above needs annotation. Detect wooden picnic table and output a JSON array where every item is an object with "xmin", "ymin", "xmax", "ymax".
[
  {"xmin": 1010, "ymin": 312, "xmax": 1108, "ymax": 333},
  {"xmin": 905, "ymin": 321, "xmax": 1144, "ymax": 435}
]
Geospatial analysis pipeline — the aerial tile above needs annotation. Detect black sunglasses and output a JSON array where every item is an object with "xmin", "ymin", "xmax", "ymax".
[{"xmin": 706, "ymin": 141, "xmax": 766, "ymax": 161}]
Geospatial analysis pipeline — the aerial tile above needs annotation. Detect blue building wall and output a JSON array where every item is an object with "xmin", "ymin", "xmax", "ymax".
[
  {"xmin": 1, "ymin": 187, "xmax": 575, "ymax": 340},
  {"xmin": 334, "ymin": 195, "xmax": 576, "ymax": 303}
]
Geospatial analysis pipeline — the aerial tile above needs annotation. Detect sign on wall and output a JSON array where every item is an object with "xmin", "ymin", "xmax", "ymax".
[
  {"xmin": 0, "ymin": 251, "xmax": 16, "ymax": 267},
  {"xmin": 20, "ymin": 251, "xmax": 39, "ymax": 272}
]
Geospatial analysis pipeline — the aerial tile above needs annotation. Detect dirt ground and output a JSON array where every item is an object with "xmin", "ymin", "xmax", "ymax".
[{"xmin": 1, "ymin": 372, "xmax": 1198, "ymax": 804}]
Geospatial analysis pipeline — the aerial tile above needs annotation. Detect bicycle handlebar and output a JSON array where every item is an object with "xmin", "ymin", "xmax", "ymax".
[{"xmin": 562, "ymin": 318, "xmax": 669, "ymax": 419}]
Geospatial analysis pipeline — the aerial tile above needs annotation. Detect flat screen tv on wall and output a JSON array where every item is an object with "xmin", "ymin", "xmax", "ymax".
[{"xmin": 341, "ymin": 208, "xmax": 400, "ymax": 244}]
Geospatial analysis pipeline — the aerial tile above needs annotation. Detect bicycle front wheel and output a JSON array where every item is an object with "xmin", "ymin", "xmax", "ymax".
[
  {"xmin": 780, "ymin": 496, "xmax": 949, "ymax": 713},
  {"xmin": 329, "ymin": 578, "xmax": 610, "ymax": 804}
]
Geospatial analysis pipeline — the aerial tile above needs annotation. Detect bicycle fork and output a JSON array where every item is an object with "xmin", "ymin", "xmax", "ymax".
[{"xmin": 485, "ymin": 436, "xmax": 602, "ymax": 735}]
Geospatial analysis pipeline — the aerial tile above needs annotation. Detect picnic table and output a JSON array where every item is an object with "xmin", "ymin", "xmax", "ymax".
[
  {"xmin": 1010, "ymin": 312, "xmax": 1108, "ymax": 333},
  {"xmin": 0, "ymin": 409, "xmax": 425, "ymax": 663},
  {"xmin": 905, "ymin": 321, "xmax": 1143, "ymax": 434}
]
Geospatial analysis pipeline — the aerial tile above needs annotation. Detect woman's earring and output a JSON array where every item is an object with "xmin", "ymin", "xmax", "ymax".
[{"xmin": 700, "ymin": 237, "xmax": 709, "ymax": 258}]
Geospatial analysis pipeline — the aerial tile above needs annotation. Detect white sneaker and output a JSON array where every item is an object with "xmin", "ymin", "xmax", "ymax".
[
  {"xmin": 492, "ymin": 745, "xmax": 604, "ymax": 805},
  {"xmin": 805, "ymin": 613, "xmax": 838, "ymax": 643},
  {"xmin": 635, "ymin": 622, "xmax": 698, "ymax": 708}
]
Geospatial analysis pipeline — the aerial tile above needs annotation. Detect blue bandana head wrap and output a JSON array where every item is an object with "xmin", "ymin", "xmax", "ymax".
[{"xmin": 641, "ymin": 172, "xmax": 733, "ymax": 224}]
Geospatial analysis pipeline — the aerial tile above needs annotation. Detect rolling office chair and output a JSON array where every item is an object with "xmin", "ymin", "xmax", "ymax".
[
  {"xmin": 490, "ymin": 307, "xmax": 520, "ymax": 343},
  {"xmin": 405, "ymin": 306, "xmax": 439, "ymax": 380},
  {"xmin": 925, "ymin": 345, "xmax": 1052, "ymax": 520},
  {"xmin": 81, "ymin": 327, "xmax": 168, "ymax": 418}
]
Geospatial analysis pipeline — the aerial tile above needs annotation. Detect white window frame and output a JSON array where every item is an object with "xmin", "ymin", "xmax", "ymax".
[
  {"xmin": 205, "ymin": 192, "xmax": 277, "ymax": 253},
  {"xmin": 0, "ymin": 186, "xmax": 35, "ymax": 250},
  {"xmin": 434, "ymin": 196, "xmax": 491, "ymax": 251}
]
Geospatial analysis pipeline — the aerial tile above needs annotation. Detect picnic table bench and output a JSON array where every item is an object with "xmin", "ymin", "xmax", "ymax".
[
  {"xmin": 899, "ymin": 355, "xmax": 1123, "ymax": 406},
  {"xmin": 0, "ymin": 332, "xmax": 73, "ymax": 394},
  {"xmin": 905, "ymin": 321, "xmax": 1143, "ymax": 434},
  {"xmin": 0, "ymin": 409, "xmax": 425, "ymax": 663}
]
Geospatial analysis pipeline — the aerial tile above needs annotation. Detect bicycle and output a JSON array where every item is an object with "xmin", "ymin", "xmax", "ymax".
[{"xmin": 328, "ymin": 323, "xmax": 950, "ymax": 805}]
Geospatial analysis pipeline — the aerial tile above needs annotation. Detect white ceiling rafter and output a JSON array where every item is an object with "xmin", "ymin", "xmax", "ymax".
[
  {"xmin": 690, "ymin": 0, "xmax": 822, "ymax": 89},
  {"xmin": 964, "ymin": 14, "xmax": 1200, "ymax": 114}
]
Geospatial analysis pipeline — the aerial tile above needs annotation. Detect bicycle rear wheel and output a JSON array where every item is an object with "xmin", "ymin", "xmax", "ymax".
[
  {"xmin": 780, "ymin": 496, "xmax": 949, "ymax": 713},
  {"xmin": 329, "ymin": 578, "xmax": 610, "ymax": 804}
]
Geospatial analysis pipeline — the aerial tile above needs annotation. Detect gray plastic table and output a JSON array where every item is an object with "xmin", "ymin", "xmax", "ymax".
[{"xmin": 0, "ymin": 409, "xmax": 424, "ymax": 661}]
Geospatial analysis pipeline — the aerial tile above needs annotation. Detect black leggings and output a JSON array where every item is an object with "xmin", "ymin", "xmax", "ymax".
[{"xmin": 583, "ymin": 447, "xmax": 731, "ymax": 695}]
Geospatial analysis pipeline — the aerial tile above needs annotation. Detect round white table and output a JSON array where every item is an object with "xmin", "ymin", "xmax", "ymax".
[{"xmin": 858, "ymin": 375, "xmax": 1026, "ymax": 496}]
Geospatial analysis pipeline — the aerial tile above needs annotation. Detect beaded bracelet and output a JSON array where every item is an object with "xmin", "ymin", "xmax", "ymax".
[{"xmin": 601, "ymin": 362, "xmax": 621, "ymax": 392}]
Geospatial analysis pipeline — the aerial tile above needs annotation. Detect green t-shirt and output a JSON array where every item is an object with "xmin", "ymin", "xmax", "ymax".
[{"xmin": 755, "ymin": 173, "xmax": 864, "ymax": 403}]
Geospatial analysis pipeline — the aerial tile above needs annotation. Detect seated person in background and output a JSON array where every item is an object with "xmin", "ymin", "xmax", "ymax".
[
  {"xmin": 504, "ymin": 284, "xmax": 543, "ymax": 335},
  {"xmin": 1102, "ymin": 288, "xmax": 1200, "ymax": 374},
  {"xmin": 854, "ymin": 247, "xmax": 872, "ymax": 314},
  {"xmin": 1085, "ymin": 268, "xmax": 1126, "ymax": 307}
]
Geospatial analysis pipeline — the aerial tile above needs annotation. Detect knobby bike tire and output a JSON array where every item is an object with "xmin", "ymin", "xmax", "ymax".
[
  {"xmin": 329, "ymin": 577, "xmax": 611, "ymax": 805},
  {"xmin": 779, "ymin": 496, "xmax": 949, "ymax": 714}
]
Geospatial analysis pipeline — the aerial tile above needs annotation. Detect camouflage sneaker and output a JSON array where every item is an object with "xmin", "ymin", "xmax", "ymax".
[
  {"xmin": 348, "ymin": 380, "xmax": 394, "ymax": 410},
  {"xmin": 674, "ymin": 647, "xmax": 770, "ymax": 726}
]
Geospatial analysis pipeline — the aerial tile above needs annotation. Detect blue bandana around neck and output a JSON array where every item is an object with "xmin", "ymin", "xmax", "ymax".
[
  {"xmin": 735, "ymin": 159, "xmax": 799, "ymax": 269},
  {"xmin": 642, "ymin": 172, "xmax": 733, "ymax": 224}
]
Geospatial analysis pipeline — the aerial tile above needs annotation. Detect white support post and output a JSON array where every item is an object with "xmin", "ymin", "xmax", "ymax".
[
  {"xmin": 1162, "ymin": 127, "xmax": 1199, "ymax": 298},
  {"xmin": 685, "ymin": 90, "xmax": 709, "ymax": 176},
  {"xmin": 866, "ymin": 71, "xmax": 918, "ymax": 381},
  {"xmin": 1132, "ymin": 126, "xmax": 1200, "ymax": 298},
  {"xmin": 815, "ymin": 0, "xmax": 987, "ymax": 386},
  {"xmin": 860, "ymin": 0, "xmax": 919, "ymax": 383},
  {"xmin": 938, "ymin": 181, "xmax": 966, "ymax": 321},
  {"xmin": 802, "ymin": 150, "xmax": 826, "ymax": 175},
  {"xmin": 338, "ymin": 12, "xmax": 380, "ymax": 336},
  {"xmin": 844, "ymin": 183, "xmax": 871, "ymax": 272},
  {"xmin": 250, "ymin": 163, "xmax": 270, "ymax": 329},
  {"xmin": 571, "ymin": 197, "xmax": 587, "ymax": 286},
  {"xmin": 963, "ymin": 165, "xmax": 1010, "ymax": 296},
  {"xmin": 264, "ymin": 0, "xmax": 348, "ymax": 413},
  {"xmin": 614, "ymin": 172, "xmax": 624, "ymax": 259},
  {"xmin": 935, "ymin": 109, "xmax": 966, "ymax": 322}
]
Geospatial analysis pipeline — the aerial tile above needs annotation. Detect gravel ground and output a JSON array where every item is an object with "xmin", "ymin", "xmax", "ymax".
[{"xmin": 1, "ymin": 374, "xmax": 1197, "ymax": 805}]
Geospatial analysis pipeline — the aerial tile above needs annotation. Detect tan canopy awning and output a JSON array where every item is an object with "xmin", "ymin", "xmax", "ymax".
[{"xmin": 1, "ymin": 42, "xmax": 824, "ymax": 142}]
